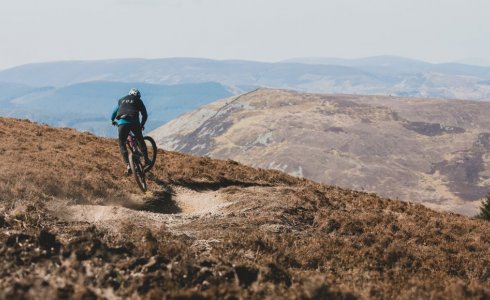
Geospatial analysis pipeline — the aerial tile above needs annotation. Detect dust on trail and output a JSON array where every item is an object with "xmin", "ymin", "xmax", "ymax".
[
  {"xmin": 171, "ymin": 186, "xmax": 229, "ymax": 214},
  {"xmin": 53, "ymin": 185, "xmax": 233, "ymax": 235}
]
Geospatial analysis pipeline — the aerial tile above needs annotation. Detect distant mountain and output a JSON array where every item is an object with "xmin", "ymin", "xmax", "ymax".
[
  {"xmin": 0, "ymin": 82, "xmax": 52, "ymax": 106},
  {"xmin": 150, "ymin": 89, "xmax": 490, "ymax": 216},
  {"xmin": 1, "ymin": 56, "xmax": 490, "ymax": 100},
  {"xmin": 282, "ymin": 55, "xmax": 433, "ymax": 74},
  {"xmin": 0, "ymin": 58, "xmax": 379, "ymax": 93},
  {"xmin": 455, "ymin": 57, "xmax": 490, "ymax": 67},
  {"xmin": 2, "ymin": 56, "xmax": 490, "ymax": 136},
  {"xmin": 1, "ymin": 81, "xmax": 232, "ymax": 136},
  {"xmin": 283, "ymin": 55, "xmax": 490, "ymax": 76}
]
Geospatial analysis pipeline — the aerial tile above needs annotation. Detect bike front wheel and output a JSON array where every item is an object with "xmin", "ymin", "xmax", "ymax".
[
  {"xmin": 129, "ymin": 154, "xmax": 147, "ymax": 192},
  {"xmin": 142, "ymin": 136, "xmax": 157, "ymax": 172}
]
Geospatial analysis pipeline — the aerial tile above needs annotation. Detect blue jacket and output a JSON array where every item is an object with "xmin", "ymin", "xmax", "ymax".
[{"xmin": 111, "ymin": 95, "xmax": 148, "ymax": 126}]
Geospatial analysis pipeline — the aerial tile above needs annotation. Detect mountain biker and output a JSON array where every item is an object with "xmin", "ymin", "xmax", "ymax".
[{"xmin": 111, "ymin": 88, "xmax": 150, "ymax": 175}]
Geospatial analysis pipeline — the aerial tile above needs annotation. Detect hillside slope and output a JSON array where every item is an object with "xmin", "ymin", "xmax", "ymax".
[
  {"xmin": 1, "ymin": 118, "xmax": 489, "ymax": 299},
  {"xmin": 151, "ymin": 89, "xmax": 490, "ymax": 216}
]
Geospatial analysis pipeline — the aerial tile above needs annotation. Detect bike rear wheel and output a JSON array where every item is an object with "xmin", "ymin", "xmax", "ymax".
[
  {"xmin": 142, "ymin": 136, "xmax": 157, "ymax": 172},
  {"xmin": 129, "ymin": 154, "xmax": 147, "ymax": 192}
]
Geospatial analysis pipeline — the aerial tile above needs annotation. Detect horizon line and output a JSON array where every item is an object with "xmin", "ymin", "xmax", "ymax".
[{"xmin": 3, "ymin": 55, "xmax": 490, "ymax": 72}]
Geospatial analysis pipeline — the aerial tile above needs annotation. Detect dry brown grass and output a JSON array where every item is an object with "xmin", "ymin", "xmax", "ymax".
[{"xmin": 0, "ymin": 117, "xmax": 489, "ymax": 299}]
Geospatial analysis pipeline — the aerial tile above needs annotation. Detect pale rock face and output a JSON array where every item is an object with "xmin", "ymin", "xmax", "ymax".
[{"xmin": 150, "ymin": 89, "xmax": 490, "ymax": 215}]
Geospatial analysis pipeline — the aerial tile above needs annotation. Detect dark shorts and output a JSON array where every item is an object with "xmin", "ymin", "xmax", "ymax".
[{"xmin": 117, "ymin": 123, "xmax": 147, "ymax": 164}]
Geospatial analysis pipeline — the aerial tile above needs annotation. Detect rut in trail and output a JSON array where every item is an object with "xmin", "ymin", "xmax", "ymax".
[{"xmin": 54, "ymin": 185, "xmax": 234, "ymax": 235}]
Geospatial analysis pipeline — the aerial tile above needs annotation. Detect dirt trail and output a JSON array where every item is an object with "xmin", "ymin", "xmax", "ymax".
[
  {"xmin": 171, "ymin": 186, "xmax": 230, "ymax": 214},
  {"xmin": 53, "ymin": 186, "xmax": 233, "ymax": 235}
]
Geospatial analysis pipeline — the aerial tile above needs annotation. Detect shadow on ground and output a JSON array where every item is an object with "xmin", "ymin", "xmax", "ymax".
[
  {"xmin": 121, "ymin": 171, "xmax": 269, "ymax": 215},
  {"xmin": 121, "ymin": 173, "xmax": 182, "ymax": 214}
]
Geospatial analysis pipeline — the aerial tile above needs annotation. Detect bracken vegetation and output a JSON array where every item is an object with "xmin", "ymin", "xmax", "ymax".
[
  {"xmin": 478, "ymin": 194, "xmax": 490, "ymax": 221},
  {"xmin": 0, "ymin": 117, "xmax": 489, "ymax": 299}
]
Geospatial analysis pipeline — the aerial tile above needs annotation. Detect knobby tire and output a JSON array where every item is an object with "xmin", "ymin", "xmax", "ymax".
[
  {"xmin": 129, "ymin": 154, "xmax": 147, "ymax": 192},
  {"xmin": 142, "ymin": 136, "xmax": 157, "ymax": 172}
]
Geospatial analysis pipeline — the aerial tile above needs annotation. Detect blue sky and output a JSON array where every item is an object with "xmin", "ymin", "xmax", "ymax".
[{"xmin": 1, "ymin": 0, "xmax": 490, "ymax": 70}]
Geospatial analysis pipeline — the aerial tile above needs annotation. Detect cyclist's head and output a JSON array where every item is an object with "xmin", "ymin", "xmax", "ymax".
[{"xmin": 128, "ymin": 88, "xmax": 141, "ymax": 98}]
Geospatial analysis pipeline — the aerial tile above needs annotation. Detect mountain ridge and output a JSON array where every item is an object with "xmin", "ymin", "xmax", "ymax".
[
  {"xmin": 1, "ymin": 56, "xmax": 490, "ymax": 100},
  {"xmin": 151, "ymin": 88, "xmax": 490, "ymax": 215}
]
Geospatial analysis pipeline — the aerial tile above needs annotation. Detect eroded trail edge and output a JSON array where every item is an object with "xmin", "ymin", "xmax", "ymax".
[{"xmin": 53, "ymin": 185, "xmax": 236, "ymax": 236}]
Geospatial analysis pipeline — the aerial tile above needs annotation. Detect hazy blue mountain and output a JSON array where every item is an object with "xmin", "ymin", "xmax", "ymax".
[
  {"xmin": 283, "ymin": 55, "xmax": 432, "ymax": 74},
  {"xmin": 0, "ymin": 59, "xmax": 146, "ymax": 87},
  {"xmin": 1, "ymin": 81, "xmax": 233, "ymax": 136},
  {"xmin": 455, "ymin": 57, "xmax": 490, "ymax": 67},
  {"xmin": 283, "ymin": 55, "xmax": 490, "ymax": 78},
  {"xmin": 2, "ymin": 57, "xmax": 490, "ymax": 100},
  {"xmin": 0, "ymin": 82, "xmax": 53, "ymax": 107},
  {"xmin": 0, "ymin": 58, "xmax": 380, "ymax": 91}
]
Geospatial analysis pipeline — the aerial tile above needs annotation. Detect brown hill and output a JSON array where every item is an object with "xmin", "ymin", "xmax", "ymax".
[
  {"xmin": 151, "ymin": 89, "xmax": 490, "ymax": 216},
  {"xmin": 1, "ymin": 117, "xmax": 489, "ymax": 299}
]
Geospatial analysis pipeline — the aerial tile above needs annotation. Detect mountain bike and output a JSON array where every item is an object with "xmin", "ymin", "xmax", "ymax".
[{"xmin": 125, "ymin": 131, "xmax": 157, "ymax": 192}]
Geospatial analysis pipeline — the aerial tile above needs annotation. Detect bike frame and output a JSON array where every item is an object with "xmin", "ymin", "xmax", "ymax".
[
  {"xmin": 126, "ymin": 133, "xmax": 141, "ymax": 156},
  {"xmin": 115, "ymin": 124, "xmax": 153, "ymax": 192}
]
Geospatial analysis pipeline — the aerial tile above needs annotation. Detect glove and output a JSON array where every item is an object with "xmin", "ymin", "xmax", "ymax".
[{"xmin": 111, "ymin": 121, "xmax": 117, "ymax": 126}]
